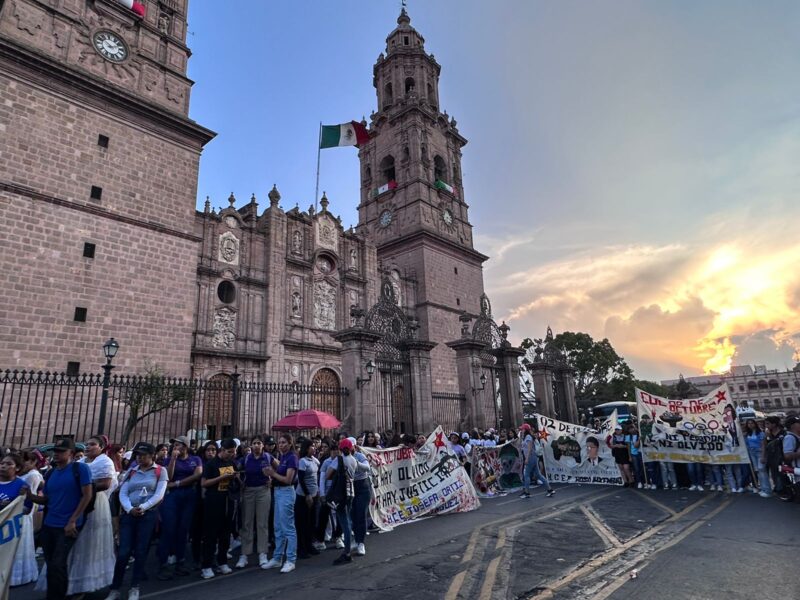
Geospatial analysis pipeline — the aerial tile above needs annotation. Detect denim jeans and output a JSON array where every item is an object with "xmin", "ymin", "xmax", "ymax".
[
  {"xmin": 659, "ymin": 462, "xmax": 677, "ymax": 487},
  {"xmin": 748, "ymin": 447, "xmax": 770, "ymax": 494},
  {"xmin": 686, "ymin": 462, "xmax": 704, "ymax": 487},
  {"xmin": 711, "ymin": 465, "xmax": 724, "ymax": 488},
  {"xmin": 157, "ymin": 486, "xmax": 196, "ymax": 565},
  {"xmin": 112, "ymin": 509, "xmax": 159, "ymax": 589},
  {"xmin": 523, "ymin": 456, "xmax": 550, "ymax": 492},
  {"xmin": 350, "ymin": 479, "xmax": 371, "ymax": 545},
  {"xmin": 335, "ymin": 498, "xmax": 353, "ymax": 554},
  {"xmin": 272, "ymin": 486, "xmax": 297, "ymax": 563},
  {"xmin": 645, "ymin": 461, "xmax": 660, "ymax": 486},
  {"xmin": 40, "ymin": 525, "xmax": 77, "ymax": 600},
  {"xmin": 631, "ymin": 454, "xmax": 645, "ymax": 484}
]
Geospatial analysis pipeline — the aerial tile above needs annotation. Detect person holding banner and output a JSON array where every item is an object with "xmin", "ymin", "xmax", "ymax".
[
  {"xmin": 519, "ymin": 424, "xmax": 554, "ymax": 498},
  {"xmin": 1, "ymin": 454, "xmax": 33, "ymax": 588},
  {"xmin": 13, "ymin": 451, "xmax": 41, "ymax": 586}
]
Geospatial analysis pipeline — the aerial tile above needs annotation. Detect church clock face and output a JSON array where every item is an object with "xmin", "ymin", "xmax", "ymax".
[
  {"xmin": 92, "ymin": 31, "xmax": 129, "ymax": 63},
  {"xmin": 442, "ymin": 208, "xmax": 454, "ymax": 226},
  {"xmin": 379, "ymin": 210, "xmax": 393, "ymax": 228}
]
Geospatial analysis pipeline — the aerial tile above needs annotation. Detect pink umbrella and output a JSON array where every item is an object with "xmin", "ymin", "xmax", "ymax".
[{"xmin": 272, "ymin": 409, "xmax": 342, "ymax": 431}]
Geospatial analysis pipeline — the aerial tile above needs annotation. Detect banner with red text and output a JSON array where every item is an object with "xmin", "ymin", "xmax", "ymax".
[
  {"xmin": 636, "ymin": 385, "xmax": 749, "ymax": 464},
  {"xmin": 470, "ymin": 439, "xmax": 524, "ymax": 497},
  {"xmin": 362, "ymin": 426, "xmax": 480, "ymax": 531}
]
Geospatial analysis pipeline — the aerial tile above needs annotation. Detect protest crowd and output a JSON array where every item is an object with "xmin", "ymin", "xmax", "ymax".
[{"xmin": 1, "ymin": 389, "xmax": 798, "ymax": 600}]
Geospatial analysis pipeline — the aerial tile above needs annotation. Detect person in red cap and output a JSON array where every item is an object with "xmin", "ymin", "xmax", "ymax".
[
  {"xmin": 520, "ymin": 423, "xmax": 554, "ymax": 498},
  {"xmin": 326, "ymin": 438, "xmax": 357, "ymax": 565}
]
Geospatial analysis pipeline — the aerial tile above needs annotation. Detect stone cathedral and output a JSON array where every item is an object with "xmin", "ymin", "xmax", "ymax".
[{"xmin": 0, "ymin": 2, "xmax": 540, "ymax": 433}]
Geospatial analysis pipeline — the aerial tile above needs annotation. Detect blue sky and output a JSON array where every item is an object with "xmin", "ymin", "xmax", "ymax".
[{"xmin": 185, "ymin": 1, "xmax": 800, "ymax": 382}]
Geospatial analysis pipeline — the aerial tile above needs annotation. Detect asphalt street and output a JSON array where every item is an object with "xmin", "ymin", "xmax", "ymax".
[{"xmin": 10, "ymin": 484, "xmax": 800, "ymax": 600}]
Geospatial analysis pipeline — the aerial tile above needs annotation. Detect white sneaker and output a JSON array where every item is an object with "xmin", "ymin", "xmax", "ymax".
[
  {"xmin": 262, "ymin": 558, "xmax": 282, "ymax": 570},
  {"xmin": 200, "ymin": 568, "xmax": 215, "ymax": 579},
  {"xmin": 335, "ymin": 537, "xmax": 345, "ymax": 549},
  {"xmin": 689, "ymin": 485, "xmax": 697, "ymax": 491},
  {"xmin": 696, "ymin": 485, "xmax": 704, "ymax": 491},
  {"xmin": 355, "ymin": 543, "xmax": 366, "ymax": 556},
  {"xmin": 750, "ymin": 487, "xmax": 759, "ymax": 494},
  {"xmin": 217, "ymin": 564, "xmax": 232, "ymax": 575},
  {"xmin": 280, "ymin": 561, "xmax": 295, "ymax": 574},
  {"xmin": 128, "ymin": 588, "xmax": 140, "ymax": 600},
  {"xmin": 637, "ymin": 482, "xmax": 643, "ymax": 489},
  {"xmin": 759, "ymin": 491, "xmax": 771, "ymax": 498},
  {"xmin": 167, "ymin": 555, "xmax": 177, "ymax": 565},
  {"xmin": 235, "ymin": 555, "xmax": 248, "ymax": 569},
  {"xmin": 313, "ymin": 541, "xmax": 327, "ymax": 552},
  {"xmin": 259, "ymin": 553, "xmax": 269, "ymax": 568},
  {"xmin": 104, "ymin": 591, "xmax": 121, "ymax": 600},
  {"xmin": 351, "ymin": 541, "xmax": 358, "ymax": 551},
  {"xmin": 736, "ymin": 488, "xmax": 744, "ymax": 493},
  {"xmin": 229, "ymin": 537, "xmax": 242, "ymax": 551}
]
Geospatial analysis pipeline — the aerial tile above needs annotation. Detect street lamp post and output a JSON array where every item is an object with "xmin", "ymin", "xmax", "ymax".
[{"xmin": 98, "ymin": 337, "xmax": 119, "ymax": 435}]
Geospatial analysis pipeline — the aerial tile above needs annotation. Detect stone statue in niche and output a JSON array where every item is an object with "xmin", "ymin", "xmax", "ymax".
[
  {"xmin": 291, "ymin": 291, "xmax": 302, "ymax": 318},
  {"xmin": 158, "ymin": 13, "xmax": 170, "ymax": 34},
  {"xmin": 291, "ymin": 230, "xmax": 302, "ymax": 255},
  {"xmin": 218, "ymin": 232, "xmax": 239, "ymax": 265},
  {"xmin": 212, "ymin": 308, "xmax": 236, "ymax": 348},
  {"xmin": 390, "ymin": 270, "xmax": 402, "ymax": 306},
  {"xmin": 313, "ymin": 280, "xmax": 337, "ymax": 330},
  {"xmin": 349, "ymin": 248, "xmax": 358, "ymax": 270},
  {"xmin": 316, "ymin": 256, "xmax": 332, "ymax": 273}
]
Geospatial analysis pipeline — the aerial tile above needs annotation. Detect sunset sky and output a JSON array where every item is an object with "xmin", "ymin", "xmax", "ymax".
[{"xmin": 186, "ymin": 1, "xmax": 800, "ymax": 382}]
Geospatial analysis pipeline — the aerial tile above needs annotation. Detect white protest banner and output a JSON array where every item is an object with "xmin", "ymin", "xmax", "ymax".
[
  {"xmin": 363, "ymin": 426, "xmax": 480, "ymax": 530},
  {"xmin": 637, "ymin": 385, "xmax": 749, "ymax": 464},
  {"xmin": 471, "ymin": 439, "xmax": 524, "ymax": 497},
  {"xmin": 1, "ymin": 496, "xmax": 25, "ymax": 600},
  {"xmin": 536, "ymin": 413, "xmax": 624, "ymax": 486}
]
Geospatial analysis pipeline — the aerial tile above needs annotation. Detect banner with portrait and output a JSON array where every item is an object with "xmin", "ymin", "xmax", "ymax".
[
  {"xmin": 470, "ymin": 439, "xmax": 524, "ymax": 497},
  {"xmin": 636, "ymin": 385, "xmax": 750, "ymax": 464},
  {"xmin": 536, "ymin": 414, "xmax": 624, "ymax": 486},
  {"xmin": 362, "ymin": 426, "xmax": 480, "ymax": 531}
]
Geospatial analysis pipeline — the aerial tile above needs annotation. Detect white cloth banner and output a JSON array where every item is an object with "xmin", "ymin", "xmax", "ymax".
[
  {"xmin": 536, "ymin": 413, "xmax": 624, "ymax": 486},
  {"xmin": 636, "ymin": 385, "xmax": 750, "ymax": 464},
  {"xmin": 1, "ymin": 496, "xmax": 25, "ymax": 600},
  {"xmin": 363, "ymin": 426, "xmax": 480, "ymax": 531}
]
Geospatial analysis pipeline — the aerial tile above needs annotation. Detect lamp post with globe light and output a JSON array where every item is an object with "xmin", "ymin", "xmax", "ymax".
[{"xmin": 97, "ymin": 338, "xmax": 119, "ymax": 435}]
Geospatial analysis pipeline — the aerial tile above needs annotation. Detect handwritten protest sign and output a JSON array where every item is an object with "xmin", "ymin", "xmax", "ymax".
[
  {"xmin": 637, "ymin": 385, "xmax": 749, "ymax": 464},
  {"xmin": 536, "ymin": 414, "xmax": 623, "ymax": 486},
  {"xmin": 363, "ymin": 426, "xmax": 480, "ymax": 530},
  {"xmin": 471, "ymin": 440, "xmax": 524, "ymax": 497}
]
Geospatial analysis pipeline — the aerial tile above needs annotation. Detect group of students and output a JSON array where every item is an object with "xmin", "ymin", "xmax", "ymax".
[
  {"xmin": 0, "ymin": 429, "xmax": 403, "ymax": 600},
  {"xmin": 604, "ymin": 414, "xmax": 800, "ymax": 497}
]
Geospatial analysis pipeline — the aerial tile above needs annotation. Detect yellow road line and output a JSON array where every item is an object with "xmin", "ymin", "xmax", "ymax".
[
  {"xmin": 478, "ymin": 554, "xmax": 503, "ymax": 600},
  {"xmin": 581, "ymin": 505, "xmax": 622, "ymax": 548},
  {"xmin": 632, "ymin": 490, "xmax": 678, "ymax": 516}
]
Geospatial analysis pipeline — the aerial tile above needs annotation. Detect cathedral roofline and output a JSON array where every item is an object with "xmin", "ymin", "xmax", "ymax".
[{"xmin": 376, "ymin": 230, "xmax": 489, "ymax": 265}]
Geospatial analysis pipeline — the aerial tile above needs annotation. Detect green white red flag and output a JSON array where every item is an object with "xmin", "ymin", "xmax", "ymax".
[
  {"xmin": 320, "ymin": 121, "xmax": 370, "ymax": 148},
  {"xmin": 435, "ymin": 179, "xmax": 458, "ymax": 197}
]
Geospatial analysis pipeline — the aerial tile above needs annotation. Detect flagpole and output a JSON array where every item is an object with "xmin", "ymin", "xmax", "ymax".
[{"xmin": 315, "ymin": 122, "xmax": 322, "ymax": 211}]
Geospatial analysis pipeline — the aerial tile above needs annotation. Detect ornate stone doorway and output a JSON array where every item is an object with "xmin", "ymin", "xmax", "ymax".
[
  {"xmin": 203, "ymin": 373, "xmax": 233, "ymax": 440},
  {"xmin": 311, "ymin": 368, "xmax": 342, "ymax": 416}
]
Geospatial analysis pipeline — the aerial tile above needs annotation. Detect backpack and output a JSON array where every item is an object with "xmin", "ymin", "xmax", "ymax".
[
  {"xmin": 325, "ymin": 455, "xmax": 353, "ymax": 507},
  {"xmin": 765, "ymin": 433, "xmax": 786, "ymax": 468},
  {"xmin": 44, "ymin": 462, "xmax": 96, "ymax": 517},
  {"xmin": 784, "ymin": 433, "xmax": 800, "ymax": 468}
]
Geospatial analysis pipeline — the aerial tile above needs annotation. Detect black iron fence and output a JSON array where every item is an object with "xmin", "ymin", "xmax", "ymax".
[
  {"xmin": 431, "ymin": 392, "xmax": 464, "ymax": 433},
  {"xmin": 0, "ymin": 369, "xmax": 348, "ymax": 449}
]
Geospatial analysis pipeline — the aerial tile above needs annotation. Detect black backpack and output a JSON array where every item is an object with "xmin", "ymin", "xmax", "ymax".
[
  {"xmin": 44, "ymin": 462, "xmax": 96, "ymax": 516},
  {"xmin": 325, "ymin": 455, "xmax": 353, "ymax": 507},
  {"xmin": 766, "ymin": 432, "xmax": 787, "ymax": 468}
]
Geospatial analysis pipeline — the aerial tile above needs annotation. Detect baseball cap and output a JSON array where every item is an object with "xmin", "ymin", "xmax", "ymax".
[
  {"xmin": 339, "ymin": 438, "xmax": 354, "ymax": 451},
  {"xmin": 449, "ymin": 431, "xmax": 459, "ymax": 438},
  {"xmin": 520, "ymin": 423, "xmax": 532, "ymax": 431},
  {"xmin": 461, "ymin": 433, "xmax": 470, "ymax": 440},
  {"xmin": 347, "ymin": 436, "xmax": 357, "ymax": 447},
  {"xmin": 785, "ymin": 416, "xmax": 800, "ymax": 428},
  {"xmin": 264, "ymin": 436, "xmax": 276, "ymax": 445},
  {"xmin": 132, "ymin": 442, "xmax": 156, "ymax": 456},
  {"xmin": 52, "ymin": 438, "xmax": 75, "ymax": 453},
  {"xmin": 170, "ymin": 435, "xmax": 191, "ymax": 447}
]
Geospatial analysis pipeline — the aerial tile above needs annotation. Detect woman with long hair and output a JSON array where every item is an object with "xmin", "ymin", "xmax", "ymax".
[
  {"xmin": 199, "ymin": 438, "xmax": 238, "ymax": 580},
  {"xmin": 14, "ymin": 451, "xmax": 43, "ymax": 586},
  {"xmin": 236, "ymin": 435, "xmax": 273, "ymax": 569},
  {"xmin": 294, "ymin": 438, "xmax": 320, "ymax": 559},
  {"xmin": 262, "ymin": 433, "xmax": 299, "ymax": 573},
  {"xmin": 328, "ymin": 438, "xmax": 356, "ymax": 565},
  {"xmin": 190, "ymin": 441, "xmax": 218, "ymax": 569},
  {"xmin": 362, "ymin": 431, "xmax": 379, "ymax": 449},
  {"xmin": 744, "ymin": 419, "xmax": 770, "ymax": 497},
  {"xmin": 3, "ymin": 454, "xmax": 34, "ymax": 587}
]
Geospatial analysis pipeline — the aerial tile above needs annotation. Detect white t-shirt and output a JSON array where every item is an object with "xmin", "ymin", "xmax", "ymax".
[
  {"xmin": 82, "ymin": 454, "xmax": 118, "ymax": 493},
  {"xmin": 21, "ymin": 469, "xmax": 44, "ymax": 495}
]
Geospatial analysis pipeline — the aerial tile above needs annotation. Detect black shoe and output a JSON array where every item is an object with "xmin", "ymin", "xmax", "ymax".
[
  {"xmin": 157, "ymin": 566, "xmax": 173, "ymax": 581},
  {"xmin": 546, "ymin": 489, "xmax": 555, "ymax": 497},
  {"xmin": 519, "ymin": 491, "xmax": 530, "ymax": 498},
  {"xmin": 333, "ymin": 553, "xmax": 352, "ymax": 565},
  {"xmin": 174, "ymin": 563, "xmax": 191, "ymax": 576}
]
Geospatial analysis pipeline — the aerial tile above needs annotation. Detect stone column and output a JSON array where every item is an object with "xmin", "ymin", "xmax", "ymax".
[
  {"xmin": 561, "ymin": 368, "xmax": 579, "ymax": 424},
  {"xmin": 333, "ymin": 328, "xmax": 381, "ymax": 434},
  {"xmin": 403, "ymin": 340, "xmax": 437, "ymax": 433},
  {"xmin": 529, "ymin": 363, "xmax": 556, "ymax": 418},
  {"xmin": 497, "ymin": 346, "xmax": 525, "ymax": 428},
  {"xmin": 446, "ymin": 337, "xmax": 489, "ymax": 430}
]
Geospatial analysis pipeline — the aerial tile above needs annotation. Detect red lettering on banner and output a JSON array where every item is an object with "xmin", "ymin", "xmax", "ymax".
[{"xmin": 640, "ymin": 392, "xmax": 667, "ymax": 407}]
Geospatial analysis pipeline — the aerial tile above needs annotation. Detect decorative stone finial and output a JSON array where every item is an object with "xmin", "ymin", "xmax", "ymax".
[
  {"xmin": 268, "ymin": 184, "xmax": 281, "ymax": 207},
  {"xmin": 308, "ymin": 204, "xmax": 316, "ymax": 216},
  {"xmin": 250, "ymin": 193, "xmax": 257, "ymax": 204},
  {"xmin": 204, "ymin": 196, "xmax": 210, "ymax": 213},
  {"xmin": 320, "ymin": 192, "xmax": 329, "ymax": 212},
  {"xmin": 228, "ymin": 192, "xmax": 236, "ymax": 206},
  {"xmin": 398, "ymin": 6, "xmax": 410, "ymax": 26}
]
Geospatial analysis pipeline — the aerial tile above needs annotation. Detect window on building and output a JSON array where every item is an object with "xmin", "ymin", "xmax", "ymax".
[
  {"xmin": 757, "ymin": 380, "xmax": 768, "ymax": 390},
  {"xmin": 403, "ymin": 35, "xmax": 410, "ymax": 46},
  {"xmin": 774, "ymin": 398, "xmax": 783, "ymax": 408},
  {"xmin": 90, "ymin": 186, "xmax": 103, "ymax": 201},
  {"xmin": 379, "ymin": 155, "xmax": 395, "ymax": 184},
  {"xmin": 434, "ymin": 155, "xmax": 447, "ymax": 182},
  {"xmin": 454, "ymin": 267, "xmax": 458, "ymax": 275},
  {"xmin": 783, "ymin": 381, "xmax": 789, "ymax": 388},
  {"xmin": 405, "ymin": 77, "xmax": 415, "ymax": 95},
  {"xmin": 365, "ymin": 166, "xmax": 371, "ymax": 180},
  {"xmin": 83, "ymin": 242, "xmax": 96, "ymax": 258},
  {"xmin": 769, "ymin": 379, "xmax": 779, "ymax": 389},
  {"xmin": 97, "ymin": 134, "xmax": 109, "ymax": 148},
  {"xmin": 217, "ymin": 281, "xmax": 236, "ymax": 304},
  {"xmin": 739, "ymin": 385, "xmax": 745, "ymax": 392},
  {"xmin": 747, "ymin": 381, "xmax": 757, "ymax": 390},
  {"xmin": 383, "ymin": 82, "xmax": 393, "ymax": 109},
  {"xmin": 66, "ymin": 362, "xmax": 80, "ymax": 377},
  {"xmin": 73, "ymin": 307, "xmax": 87, "ymax": 322},
  {"xmin": 763, "ymin": 399, "xmax": 772, "ymax": 409},
  {"xmin": 456, "ymin": 298, "xmax": 460, "ymax": 306}
]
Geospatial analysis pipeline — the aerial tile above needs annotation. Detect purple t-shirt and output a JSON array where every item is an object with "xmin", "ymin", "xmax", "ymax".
[
  {"xmin": 239, "ymin": 452, "xmax": 274, "ymax": 487},
  {"xmin": 166, "ymin": 455, "xmax": 202, "ymax": 483},
  {"xmin": 275, "ymin": 452, "xmax": 298, "ymax": 486}
]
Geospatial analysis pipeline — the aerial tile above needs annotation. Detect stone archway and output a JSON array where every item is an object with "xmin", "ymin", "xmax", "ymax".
[
  {"xmin": 311, "ymin": 368, "xmax": 341, "ymax": 416},
  {"xmin": 204, "ymin": 373, "xmax": 233, "ymax": 441}
]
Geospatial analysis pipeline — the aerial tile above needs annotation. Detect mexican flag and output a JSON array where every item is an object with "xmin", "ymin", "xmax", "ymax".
[
  {"xmin": 117, "ymin": 0, "xmax": 146, "ymax": 16},
  {"xmin": 320, "ymin": 121, "xmax": 370, "ymax": 148},
  {"xmin": 435, "ymin": 179, "xmax": 458, "ymax": 197},
  {"xmin": 373, "ymin": 181, "xmax": 398, "ymax": 196}
]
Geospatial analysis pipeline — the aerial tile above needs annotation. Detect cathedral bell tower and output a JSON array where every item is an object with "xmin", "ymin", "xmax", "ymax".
[{"xmin": 358, "ymin": 8, "xmax": 488, "ymax": 389}]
